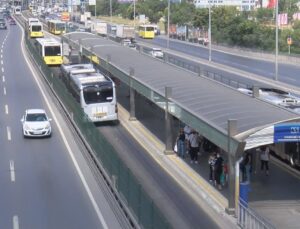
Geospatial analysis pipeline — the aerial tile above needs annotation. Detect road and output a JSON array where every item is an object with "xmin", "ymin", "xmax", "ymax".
[
  {"xmin": 0, "ymin": 20, "xmax": 124, "ymax": 229},
  {"xmin": 138, "ymin": 36, "xmax": 300, "ymax": 87}
]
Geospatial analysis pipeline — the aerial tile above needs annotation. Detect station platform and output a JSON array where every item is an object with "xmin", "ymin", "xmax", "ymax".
[{"xmin": 117, "ymin": 87, "xmax": 300, "ymax": 228}]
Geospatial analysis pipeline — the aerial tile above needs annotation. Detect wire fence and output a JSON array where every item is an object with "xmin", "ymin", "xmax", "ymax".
[{"xmin": 24, "ymin": 30, "xmax": 171, "ymax": 229}]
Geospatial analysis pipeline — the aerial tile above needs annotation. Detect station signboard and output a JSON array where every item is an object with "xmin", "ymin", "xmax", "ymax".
[{"xmin": 274, "ymin": 123, "xmax": 300, "ymax": 143}]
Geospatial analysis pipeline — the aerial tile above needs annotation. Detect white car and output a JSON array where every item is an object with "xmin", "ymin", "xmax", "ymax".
[
  {"xmin": 21, "ymin": 109, "xmax": 52, "ymax": 138},
  {"xmin": 150, "ymin": 48, "xmax": 164, "ymax": 59}
]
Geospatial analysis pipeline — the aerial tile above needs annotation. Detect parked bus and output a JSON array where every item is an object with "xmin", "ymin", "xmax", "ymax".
[
  {"xmin": 35, "ymin": 38, "xmax": 63, "ymax": 66},
  {"xmin": 14, "ymin": 6, "xmax": 21, "ymax": 15},
  {"xmin": 29, "ymin": 22, "xmax": 44, "ymax": 38},
  {"xmin": 61, "ymin": 65, "xmax": 118, "ymax": 122},
  {"xmin": 47, "ymin": 20, "xmax": 66, "ymax": 35},
  {"xmin": 138, "ymin": 25, "xmax": 155, "ymax": 39}
]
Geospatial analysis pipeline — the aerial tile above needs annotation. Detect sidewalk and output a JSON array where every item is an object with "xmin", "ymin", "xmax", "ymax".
[{"xmin": 118, "ymin": 104, "xmax": 237, "ymax": 228}]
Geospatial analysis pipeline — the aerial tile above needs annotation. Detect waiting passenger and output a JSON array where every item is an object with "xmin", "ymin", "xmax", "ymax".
[
  {"xmin": 208, "ymin": 152, "xmax": 216, "ymax": 183},
  {"xmin": 175, "ymin": 128, "xmax": 186, "ymax": 158},
  {"xmin": 188, "ymin": 130, "xmax": 201, "ymax": 164},
  {"xmin": 260, "ymin": 146, "xmax": 270, "ymax": 176},
  {"xmin": 214, "ymin": 152, "xmax": 224, "ymax": 190}
]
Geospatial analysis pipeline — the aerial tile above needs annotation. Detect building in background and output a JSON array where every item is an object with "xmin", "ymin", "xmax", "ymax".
[{"xmin": 193, "ymin": 0, "xmax": 256, "ymax": 11}]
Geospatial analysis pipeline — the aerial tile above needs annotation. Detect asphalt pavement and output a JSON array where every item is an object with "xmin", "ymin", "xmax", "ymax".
[{"xmin": 0, "ymin": 19, "xmax": 125, "ymax": 229}]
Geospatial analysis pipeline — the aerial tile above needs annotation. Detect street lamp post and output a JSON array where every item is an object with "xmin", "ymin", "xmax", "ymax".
[
  {"xmin": 167, "ymin": 0, "xmax": 170, "ymax": 49},
  {"xmin": 275, "ymin": 0, "xmax": 279, "ymax": 81},
  {"xmin": 208, "ymin": 0, "xmax": 212, "ymax": 62},
  {"xmin": 110, "ymin": 0, "xmax": 112, "ymax": 23}
]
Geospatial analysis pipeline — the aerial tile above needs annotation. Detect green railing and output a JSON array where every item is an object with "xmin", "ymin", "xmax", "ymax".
[{"xmin": 24, "ymin": 32, "xmax": 171, "ymax": 229}]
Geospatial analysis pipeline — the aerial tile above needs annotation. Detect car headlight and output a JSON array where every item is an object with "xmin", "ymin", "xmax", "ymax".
[
  {"xmin": 45, "ymin": 124, "xmax": 50, "ymax": 129},
  {"xmin": 24, "ymin": 124, "xmax": 31, "ymax": 130}
]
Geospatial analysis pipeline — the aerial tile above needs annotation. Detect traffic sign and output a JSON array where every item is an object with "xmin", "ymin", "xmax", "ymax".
[{"xmin": 287, "ymin": 36, "xmax": 292, "ymax": 45}]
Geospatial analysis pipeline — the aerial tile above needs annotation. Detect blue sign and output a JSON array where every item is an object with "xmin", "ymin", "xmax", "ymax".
[{"xmin": 274, "ymin": 123, "xmax": 300, "ymax": 143}]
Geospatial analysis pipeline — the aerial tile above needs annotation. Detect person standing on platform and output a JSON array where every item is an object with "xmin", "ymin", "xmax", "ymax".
[
  {"xmin": 188, "ymin": 130, "xmax": 200, "ymax": 164},
  {"xmin": 208, "ymin": 152, "xmax": 216, "ymax": 183},
  {"xmin": 260, "ymin": 146, "xmax": 270, "ymax": 176},
  {"xmin": 176, "ymin": 128, "xmax": 186, "ymax": 158},
  {"xmin": 214, "ymin": 152, "xmax": 224, "ymax": 190}
]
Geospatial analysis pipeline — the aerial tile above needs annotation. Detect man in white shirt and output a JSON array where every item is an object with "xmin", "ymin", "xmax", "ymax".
[
  {"xmin": 260, "ymin": 146, "xmax": 270, "ymax": 176},
  {"xmin": 188, "ymin": 130, "xmax": 201, "ymax": 164}
]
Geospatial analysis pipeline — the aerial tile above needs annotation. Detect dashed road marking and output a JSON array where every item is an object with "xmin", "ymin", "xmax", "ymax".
[
  {"xmin": 3, "ymin": 87, "xmax": 6, "ymax": 95},
  {"xmin": 13, "ymin": 215, "xmax": 19, "ymax": 229},
  {"xmin": 1, "ymin": 54, "xmax": 3, "ymax": 58},
  {"xmin": 5, "ymin": 104, "xmax": 8, "ymax": 114},
  {"xmin": 2, "ymin": 75, "xmax": 5, "ymax": 82},
  {"xmin": 1, "ymin": 60, "xmax": 3, "ymax": 65},
  {"xmin": 7, "ymin": 126, "xmax": 11, "ymax": 141},
  {"xmin": 10, "ymin": 160, "xmax": 15, "ymax": 182},
  {"xmin": 1, "ymin": 67, "xmax": 4, "ymax": 72},
  {"xmin": 1, "ymin": 49, "xmax": 2, "ymax": 53}
]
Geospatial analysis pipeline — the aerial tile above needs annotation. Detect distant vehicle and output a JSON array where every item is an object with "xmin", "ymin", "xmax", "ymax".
[
  {"xmin": 0, "ymin": 18, "xmax": 7, "ymax": 29},
  {"xmin": 150, "ymin": 48, "xmax": 164, "ymax": 59},
  {"xmin": 9, "ymin": 18, "xmax": 16, "ymax": 25},
  {"xmin": 60, "ymin": 64, "xmax": 118, "ymax": 123},
  {"xmin": 35, "ymin": 38, "xmax": 63, "ymax": 66},
  {"xmin": 138, "ymin": 25, "xmax": 155, "ymax": 39},
  {"xmin": 14, "ymin": 6, "xmax": 21, "ymax": 15},
  {"xmin": 27, "ymin": 17, "xmax": 39, "ymax": 28},
  {"xmin": 116, "ymin": 24, "xmax": 135, "ymax": 40},
  {"xmin": 21, "ymin": 109, "xmax": 52, "ymax": 138},
  {"xmin": 29, "ymin": 22, "xmax": 44, "ymax": 38},
  {"xmin": 47, "ymin": 20, "xmax": 66, "ymax": 35}
]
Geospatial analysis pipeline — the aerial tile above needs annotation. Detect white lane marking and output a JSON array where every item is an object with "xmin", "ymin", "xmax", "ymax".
[
  {"xmin": 2, "ymin": 75, "xmax": 5, "ymax": 82},
  {"xmin": 3, "ymin": 87, "xmax": 6, "ymax": 95},
  {"xmin": 19, "ymin": 20, "xmax": 109, "ymax": 229},
  {"xmin": 1, "ymin": 49, "xmax": 2, "ymax": 53},
  {"xmin": 5, "ymin": 104, "xmax": 8, "ymax": 114},
  {"xmin": 7, "ymin": 126, "xmax": 11, "ymax": 141},
  {"xmin": 1, "ymin": 60, "xmax": 3, "ymax": 65},
  {"xmin": 1, "ymin": 54, "xmax": 3, "ymax": 58},
  {"xmin": 1, "ymin": 67, "xmax": 4, "ymax": 72},
  {"xmin": 13, "ymin": 215, "xmax": 19, "ymax": 229},
  {"xmin": 10, "ymin": 160, "xmax": 15, "ymax": 182}
]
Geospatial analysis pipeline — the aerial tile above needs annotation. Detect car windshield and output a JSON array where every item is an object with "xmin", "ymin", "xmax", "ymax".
[{"xmin": 26, "ymin": 113, "xmax": 47, "ymax": 122}]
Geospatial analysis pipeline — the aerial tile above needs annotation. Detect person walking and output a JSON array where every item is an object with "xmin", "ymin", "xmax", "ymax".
[
  {"xmin": 188, "ymin": 130, "xmax": 200, "ymax": 164},
  {"xmin": 260, "ymin": 146, "xmax": 270, "ymax": 176},
  {"xmin": 176, "ymin": 128, "xmax": 186, "ymax": 158},
  {"xmin": 214, "ymin": 152, "xmax": 224, "ymax": 190}
]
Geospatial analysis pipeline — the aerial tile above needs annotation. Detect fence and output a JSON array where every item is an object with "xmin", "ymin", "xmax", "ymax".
[
  {"xmin": 237, "ymin": 199, "xmax": 276, "ymax": 229},
  {"xmin": 23, "ymin": 29, "xmax": 171, "ymax": 229},
  {"xmin": 135, "ymin": 44, "xmax": 253, "ymax": 90}
]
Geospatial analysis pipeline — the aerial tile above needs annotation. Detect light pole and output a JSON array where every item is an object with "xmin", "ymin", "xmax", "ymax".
[
  {"xmin": 110, "ymin": 0, "xmax": 112, "ymax": 23},
  {"xmin": 167, "ymin": 0, "xmax": 170, "ymax": 49},
  {"xmin": 133, "ymin": 0, "xmax": 136, "ymax": 31},
  {"xmin": 275, "ymin": 0, "xmax": 279, "ymax": 81},
  {"xmin": 208, "ymin": 0, "xmax": 212, "ymax": 62}
]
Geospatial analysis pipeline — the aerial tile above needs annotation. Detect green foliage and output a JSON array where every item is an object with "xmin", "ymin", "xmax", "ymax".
[{"xmin": 169, "ymin": 1, "xmax": 195, "ymax": 25}]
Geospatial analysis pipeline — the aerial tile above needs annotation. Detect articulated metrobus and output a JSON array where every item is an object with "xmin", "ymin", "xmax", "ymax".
[
  {"xmin": 29, "ymin": 22, "xmax": 44, "ymax": 38},
  {"xmin": 47, "ymin": 20, "xmax": 66, "ymax": 35},
  {"xmin": 64, "ymin": 68, "xmax": 118, "ymax": 122},
  {"xmin": 138, "ymin": 25, "xmax": 155, "ymax": 39},
  {"xmin": 35, "ymin": 38, "xmax": 63, "ymax": 66}
]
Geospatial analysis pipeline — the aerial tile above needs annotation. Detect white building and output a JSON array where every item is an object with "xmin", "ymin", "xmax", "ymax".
[{"xmin": 193, "ymin": 0, "xmax": 257, "ymax": 11}]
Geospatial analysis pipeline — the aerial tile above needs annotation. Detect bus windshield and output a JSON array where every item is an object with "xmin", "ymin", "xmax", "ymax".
[
  {"xmin": 32, "ymin": 25, "xmax": 41, "ymax": 31},
  {"xmin": 146, "ymin": 27, "xmax": 154, "ymax": 31},
  {"xmin": 56, "ymin": 23, "xmax": 65, "ymax": 31},
  {"xmin": 44, "ymin": 46, "xmax": 61, "ymax": 56},
  {"xmin": 83, "ymin": 84, "xmax": 113, "ymax": 104}
]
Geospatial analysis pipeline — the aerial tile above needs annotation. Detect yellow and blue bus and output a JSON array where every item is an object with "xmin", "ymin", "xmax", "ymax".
[
  {"xmin": 47, "ymin": 20, "xmax": 66, "ymax": 35},
  {"xmin": 35, "ymin": 38, "xmax": 63, "ymax": 66},
  {"xmin": 29, "ymin": 22, "xmax": 44, "ymax": 38},
  {"xmin": 138, "ymin": 25, "xmax": 155, "ymax": 39}
]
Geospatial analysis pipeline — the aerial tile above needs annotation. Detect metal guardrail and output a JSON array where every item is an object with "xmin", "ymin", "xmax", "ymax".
[
  {"xmin": 134, "ymin": 43, "xmax": 253, "ymax": 90},
  {"xmin": 237, "ymin": 199, "xmax": 276, "ymax": 229},
  {"xmin": 19, "ymin": 20, "xmax": 171, "ymax": 229}
]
